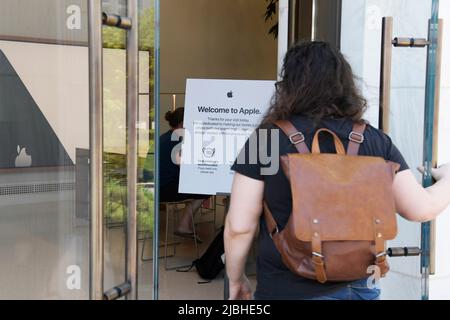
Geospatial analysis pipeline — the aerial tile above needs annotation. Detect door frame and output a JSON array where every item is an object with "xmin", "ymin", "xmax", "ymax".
[{"xmin": 88, "ymin": 0, "xmax": 144, "ymax": 300}]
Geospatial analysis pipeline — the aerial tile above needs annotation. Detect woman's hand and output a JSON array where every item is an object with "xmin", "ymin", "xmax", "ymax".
[
  {"xmin": 229, "ymin": 276, "xmax": 252, "ymax": 300},
  {"xmin": 395, "ymin": 163, "xmax": 450, "ymax": 222},
  {"xmin": 430, "ymin": 163, "xmax": 450, "ymax": 181},
  {"xmin": 417, "ymin": 163, "xmax": 450, "ymax": 181}
]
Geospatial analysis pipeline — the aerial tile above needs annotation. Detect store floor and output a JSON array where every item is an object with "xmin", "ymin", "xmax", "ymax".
[{"xmin": 136, "ymin": 205, "xmax": 257, "ymax": 300}]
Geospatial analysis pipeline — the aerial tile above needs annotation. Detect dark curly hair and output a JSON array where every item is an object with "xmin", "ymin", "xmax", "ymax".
[
  {"xmin": 165, "ymin": 107, "xmax": 184, "ymax": 128},
  {"xmin": 263, "ymin": 41, "xmax": 367, "ymax": 124}
]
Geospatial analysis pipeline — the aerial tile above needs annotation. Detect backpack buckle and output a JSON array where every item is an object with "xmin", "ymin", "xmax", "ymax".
[
  {"xmin": 312, "ymin": 251, "xmax": 324, "ymax": 258},
  {"xmin": 349, "ymin": 131, "xmax": 364, "ymax": 144},
  {"xmin": 289, "ymin": 132, "xmax": 305, "ymax": 145},
  {"xmin": 269, "ymin": 226, "xmax": 279, "ymax": 239}
]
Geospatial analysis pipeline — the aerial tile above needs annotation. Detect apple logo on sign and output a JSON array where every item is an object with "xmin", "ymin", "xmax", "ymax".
[
  {"xmin": 227, "ymin": 91, "xmax": 233, "ymax": 98},
  {"xmin": 15, "ymin": 145, "xmax": 32, "ymax": 168}
]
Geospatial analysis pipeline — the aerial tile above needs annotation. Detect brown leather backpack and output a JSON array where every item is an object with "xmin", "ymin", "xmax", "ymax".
[{"xmin": 264, "ymin": 120, "xmax": 400, "ymax": 283}]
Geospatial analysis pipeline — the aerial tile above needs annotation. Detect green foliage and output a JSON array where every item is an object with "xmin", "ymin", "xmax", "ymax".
[
  {"xmin": 265, "ymin": 0, "xmax": 279, "ymax": 39},
  {"xmin": 138, "ymin": 7, "xmax": 155, "ymax": 51},
  {"xmin": 101, "ymin": 7, "xmax": 156, "ymax": 234},
  {"xmin": 104, "ymin": 155, "xmax": 154, "ymax": 233},
  {"xmin": 102, "ymin": 7, "xmax": 155, "ymax": 161},
  {"xmin": 104, "ymin": 178, "xmax": 127, "ymax": 223},
  {"xmin": 142, "ymin": 151, "xmax": 155, "ymax": 180},
  {"xmin": 103, "ymin": 7, "xmax": 155, "ymax": 50},
  {"xmin": 137, "ymin": 185, "xmax": 154, "ymax": 232},
  {"xmin": 103, "ymin": 26, "xmax": 126, "ymax": 49}
]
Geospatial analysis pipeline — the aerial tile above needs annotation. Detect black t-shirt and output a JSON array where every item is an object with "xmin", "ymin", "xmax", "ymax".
[
  {"xmin": 159, "ymin": 130, "xmax": 181, "ymax": 187},
  {"xmin": 231, "ymin": 116, "xmax": 409, "ymax": 300}
]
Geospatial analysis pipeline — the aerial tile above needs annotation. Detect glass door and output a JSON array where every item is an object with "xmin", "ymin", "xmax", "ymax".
[
  {"xmin": 339, "ymin": 0, "xmax": 441, "ymax": 299},
  {"xmin": 0, "ymin": 0, "xmax": 91, "ymax": 299},
  {"xmin": 0, "ymin": 0, "xmax": 157, "ymax": 300},
  {"xmin": 101, "ymin": 0, "xmax": 157, "ymax": 300}
]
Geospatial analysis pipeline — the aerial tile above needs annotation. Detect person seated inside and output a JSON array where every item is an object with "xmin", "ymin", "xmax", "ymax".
[{"xmin": 150, "ymin": 107, "xmax": 210, "ymax": 239}]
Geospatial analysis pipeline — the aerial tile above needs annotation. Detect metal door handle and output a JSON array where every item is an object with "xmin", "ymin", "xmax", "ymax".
[
  {"xmin": 392, "ymin": 37, "xmax": 429, "ymax": 47},
  {"xmin": 379, "ymin": 18, "xmax": 434, "ymax": 133},
  {"xmin": 387, "ymin": 247, "xmax": 422, "ymax": 257},
  {"xmin": 88, "ymin": 0, "xmax": 139, "ymax": 300},
  {"xmin": 103, "ymin": 282, "xmax": 132, "ymax": 300},
  {"xmin": 379, "ymin": 17, "xmax": 393, "ymax": 133},
  {"xmin": 102, "ymin": 12, "xmax": 132, "ymax": 29},
  {"xmin": 379, "ymin": 16, "xmax": 443, "ymax": 300},
  {"xmin": 88, "ymin": 0, "xmax": 104, "ymax": 301}
]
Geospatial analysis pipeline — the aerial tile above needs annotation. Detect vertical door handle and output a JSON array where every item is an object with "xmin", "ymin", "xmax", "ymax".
[
  {"xmin": 428, "ymin": 19, "xmax": 444, "ymax": 277},
  {"xmin": 423, "ymin": 17, "xmax": 443, "ymax": 281},
  {"xmin": 88, "ymin": 0, "xmax": 140, "ymax": 300},
  {"xmin": 379, "ymin": 15, "xmax": 443, "ymax": 299},
  {"xmin": 88, "ymin": 0, "xmax": 105, "ymax": 301},
  {"xmin": 125, "ymin": 0, "xmax": 139, "ymax": 301},
  {"xmin": 379, "ymin": 17, "xmax": 393, "ymax": 134}
]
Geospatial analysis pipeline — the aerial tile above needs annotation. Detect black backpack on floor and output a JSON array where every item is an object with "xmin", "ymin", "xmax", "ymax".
[{"xmin": 178, "ymin": 227, "xmax": 225, "ymax": 282}]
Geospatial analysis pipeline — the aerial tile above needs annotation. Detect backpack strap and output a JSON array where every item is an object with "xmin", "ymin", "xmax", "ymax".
[
  {"xmin": 264, "ymin": 200, "xmax": 328, "ymax": 283},
  {"xmin": 311, "ymin": 223, "xmax": 327, "ymax": 283},
  {"xmin": 347, "ymin": 122, "xmax": 367, "ymax": 156},
  {"xmin": 274, "ymin": 120, "xmax": 310, "ymax": 154},
  {"xmin": 263, "ymin": 201, "xmax": 279, "ymax": 238}
]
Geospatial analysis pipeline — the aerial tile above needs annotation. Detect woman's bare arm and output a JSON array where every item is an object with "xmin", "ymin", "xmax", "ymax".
[
  {"xmin": 393, "ymin": 164, "xmax": 450, "ymax": 222},
  {"xmin": 224, "ymin": 173, "xmax": 264, "ymax": 298}
]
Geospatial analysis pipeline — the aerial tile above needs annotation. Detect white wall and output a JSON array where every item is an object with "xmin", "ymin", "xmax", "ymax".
[
  {"xmin": 0, "ymin": 40, "xmax": 90, "ymax": 162},
  {"xmin": 0, "ymin": 41, "xmax": 150, "ymax": 161},
  {"xmin": 340, "ymin": 0, "xmax": 450, "ymax": 300}
]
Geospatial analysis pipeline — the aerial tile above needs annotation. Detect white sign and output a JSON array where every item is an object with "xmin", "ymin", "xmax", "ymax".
[{"xmin": 179, "ymin": 79, "xmax": 276, "ymax": 195}]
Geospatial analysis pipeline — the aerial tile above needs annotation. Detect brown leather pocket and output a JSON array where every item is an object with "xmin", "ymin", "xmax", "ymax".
[{"xmin": 273, "ymin": 228, "xmax": 384, "ymax": 282}]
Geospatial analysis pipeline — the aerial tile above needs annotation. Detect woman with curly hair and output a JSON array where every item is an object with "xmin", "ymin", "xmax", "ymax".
[{"xmin": 225, "ymin": 41, "xmax": 450, "ymax": 300}]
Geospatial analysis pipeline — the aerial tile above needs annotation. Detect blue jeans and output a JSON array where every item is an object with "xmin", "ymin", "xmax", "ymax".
[{"xmin": 309, "ymin": 279, "xmax": 380, "ymax": 300}]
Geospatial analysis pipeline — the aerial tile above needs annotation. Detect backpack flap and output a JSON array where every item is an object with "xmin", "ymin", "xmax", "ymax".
[{"xmin": 287, "ymin": 153, "xmax": 398, "ymax": 242}]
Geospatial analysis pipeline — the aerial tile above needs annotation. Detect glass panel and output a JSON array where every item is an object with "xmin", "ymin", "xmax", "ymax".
[
  {"xmin": 101, "ymin": 0, "xmax": 156, "ymax": 299},
  {"xmin": 0, "ymin": 0, "xmax": 90, "ymax": 299},
  {"xmin": 341, "ymin": 0, "xmax": 432, "ymax": 300},
  {"xmin": 433, "ymin": 0, "xmax": 450, "ymax": 300},
  {"xmin": 157, "ymin": 0, "xmax": 277, "ymax": 300},
  {"xmin": 103, "ymin": 41, "xmax": 127, "ymax": 294},
  {"xmin": 102, "ymin": 0, "xmax": 127, "ymax": 288},
  {"xmin": 0, "ymin": 0, "xmax": 157, "ymax": 300},
  {"xmin": 137, "ymin": 0, "xmax": 156, "ymax": 300}
]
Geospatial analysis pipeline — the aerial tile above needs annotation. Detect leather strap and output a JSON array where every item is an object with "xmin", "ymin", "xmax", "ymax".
[
  {"xmin": 311, "ymin": 222, "xmax": 327, "ymax": 283},
  {"xmin": 347, "ymin": 122, "xmax": 367, "ymax": 156},
  {"xmin": 374, "ymin": 218, "xmax": 389, "ymax": 276},
  {"xmin": 274, "ymin": 120, "xmax": 310, "ymax": 154},
  {"xmin": 263, "ymin": 201, "xmax": 278, "ymax": 237},
  {"xmin": 312, "ymin": 128, "xmax": 346, "ymax": 155},
  {"xmin": 265, "ymin": 202, "xmax": 329, "ymax": 283}
]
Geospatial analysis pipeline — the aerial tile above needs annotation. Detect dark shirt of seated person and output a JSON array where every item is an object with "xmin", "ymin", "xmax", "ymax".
[{"xmin": 146, "ymin": 107, "xmax": 210, "ymax": 237}]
